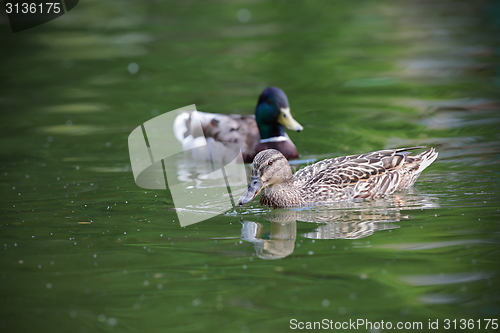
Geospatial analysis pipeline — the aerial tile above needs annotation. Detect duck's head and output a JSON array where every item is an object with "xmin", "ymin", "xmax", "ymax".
[
  {"xmin": 238, "ymin": 149, "xmax": 293, "ymax": 205},
  {"xmin": 255, "ymin": 87, "xmax": 303, "ymax": 139}
]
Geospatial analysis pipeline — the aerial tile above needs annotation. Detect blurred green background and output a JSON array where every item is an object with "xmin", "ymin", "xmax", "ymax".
[{"xmin": 1, "ymin": 0, "xmax": 499, "ymax": 332}]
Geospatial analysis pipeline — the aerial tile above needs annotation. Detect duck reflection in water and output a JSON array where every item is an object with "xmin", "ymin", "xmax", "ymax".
[{"xmin": 240, "ymin": 193, "xmax": 439, "ymax": 260}]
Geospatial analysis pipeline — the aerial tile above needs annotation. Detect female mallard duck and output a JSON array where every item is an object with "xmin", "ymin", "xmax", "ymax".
[
  {"xmin": 238, "ymin": 147, "xmax": 438, "ymax": 208},
  {"xmin": 173, "ymin": 87, "xmax": 303, "ymax": 163}
]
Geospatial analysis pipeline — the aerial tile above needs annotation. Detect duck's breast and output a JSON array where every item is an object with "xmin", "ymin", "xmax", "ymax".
[{"xmin": 251, "ymin": 139, "xmax": 299, "ymax": 163}]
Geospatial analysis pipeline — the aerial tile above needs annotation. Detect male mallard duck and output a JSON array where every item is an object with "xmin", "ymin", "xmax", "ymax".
[
  {"xmin": 173, "ymin": 87, "xmax": 303, "ymax": 163},
  {"xmin": 238, "ymin": 147, "xmax": 438, "ymax": 208}
]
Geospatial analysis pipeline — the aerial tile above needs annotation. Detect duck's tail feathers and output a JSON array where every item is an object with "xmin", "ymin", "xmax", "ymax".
[{"xmin": 414, "ymin": 147, "xmax": 438, "ymax": 174}]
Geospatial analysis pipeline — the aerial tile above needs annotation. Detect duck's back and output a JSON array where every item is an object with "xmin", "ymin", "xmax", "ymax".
[
  {"xmin": 174, "ymin": 111, "xmax": 302, "ymax": 163},
  {"xmin": 293, "ymin": 147, "xmax": 438, "ymax": 203},
  {"xmin": 174, "ymin": 111, "xmax": 260, "ymax": 162}
]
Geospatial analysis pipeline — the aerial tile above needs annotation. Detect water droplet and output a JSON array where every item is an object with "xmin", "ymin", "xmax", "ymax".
[
  {"xmin": 237, "ymin": 8, "xmax": 251, "ymax": 22},
  {"xmin": 128, "ymin": 62, "xmax": 139, "ymax": 74}
]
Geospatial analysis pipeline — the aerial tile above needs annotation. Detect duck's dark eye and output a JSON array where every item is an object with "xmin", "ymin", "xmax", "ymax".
[
  {"xmin": 266, "ymin": 99, "xmax": 273, "ymax": 105},
  {"xmin": 268, "ymin": 160, "xmax": 273, "ymax": 165}
]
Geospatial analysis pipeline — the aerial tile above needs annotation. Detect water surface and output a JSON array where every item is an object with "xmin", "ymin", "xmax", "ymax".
[{"xmin": 1, "ymin": 0, "xmax": 499, "ymax": 332}]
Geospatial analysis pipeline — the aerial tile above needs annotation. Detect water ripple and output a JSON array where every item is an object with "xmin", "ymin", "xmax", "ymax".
[{"xmin": 399, "ymin": 272, "xmax": 493, "ymax": 286}]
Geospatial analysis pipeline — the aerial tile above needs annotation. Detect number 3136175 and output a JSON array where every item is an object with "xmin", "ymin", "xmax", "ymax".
[
  {"xmin": 5, "ymin": 3, "xmax": 61, "ymax": 14},
  {"xmin": 444, "ymin": 319, "xmax": 498, "ymax": 330}
]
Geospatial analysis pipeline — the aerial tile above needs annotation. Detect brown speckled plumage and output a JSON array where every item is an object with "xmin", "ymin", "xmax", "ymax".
[{"xmin": 238, "ymin": 147, "xmax": 438, "ymax": 208}]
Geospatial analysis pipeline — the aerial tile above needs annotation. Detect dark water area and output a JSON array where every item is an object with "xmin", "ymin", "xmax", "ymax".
[{"xmin": 1, "ymin": 0, "xmax": 499, "ymax": 332}]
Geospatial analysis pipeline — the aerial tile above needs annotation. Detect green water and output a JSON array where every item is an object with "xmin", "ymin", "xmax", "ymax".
[{"xmin": 1, "ymin": 0, "xmax": 499, "ymax": 332}]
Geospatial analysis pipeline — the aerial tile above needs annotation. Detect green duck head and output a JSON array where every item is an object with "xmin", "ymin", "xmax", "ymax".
[{"xmin": 255, "ymin": 87, "xmax": 303, "ymax": 139}]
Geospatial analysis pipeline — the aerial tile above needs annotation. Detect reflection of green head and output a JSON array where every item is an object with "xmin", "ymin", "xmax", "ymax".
[{"xmin": 255, "ymin": 87, "xmax": 303, "ymax": 139}]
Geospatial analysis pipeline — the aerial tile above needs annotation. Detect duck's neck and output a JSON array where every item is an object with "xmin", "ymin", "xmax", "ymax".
[
  {"xmin": 258, "ymin": 122, "xmax": 285, "ymax": 140},
  {"xmin": 260, "ymin": 181, "xmax": 302, "ymax": 208},
  {"xmin": 256, "ymin": 104, "xmax": 285, "ymax": 139}
]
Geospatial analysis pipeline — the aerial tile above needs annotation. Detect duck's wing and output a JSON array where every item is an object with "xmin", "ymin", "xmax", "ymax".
[
  {"xmin": 294, "ymin": 147, "xmax": 437, "ymax": 201},
  {"xmin": 174, "ymin": 111, "xmax": 260, "ymax": 156}
]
